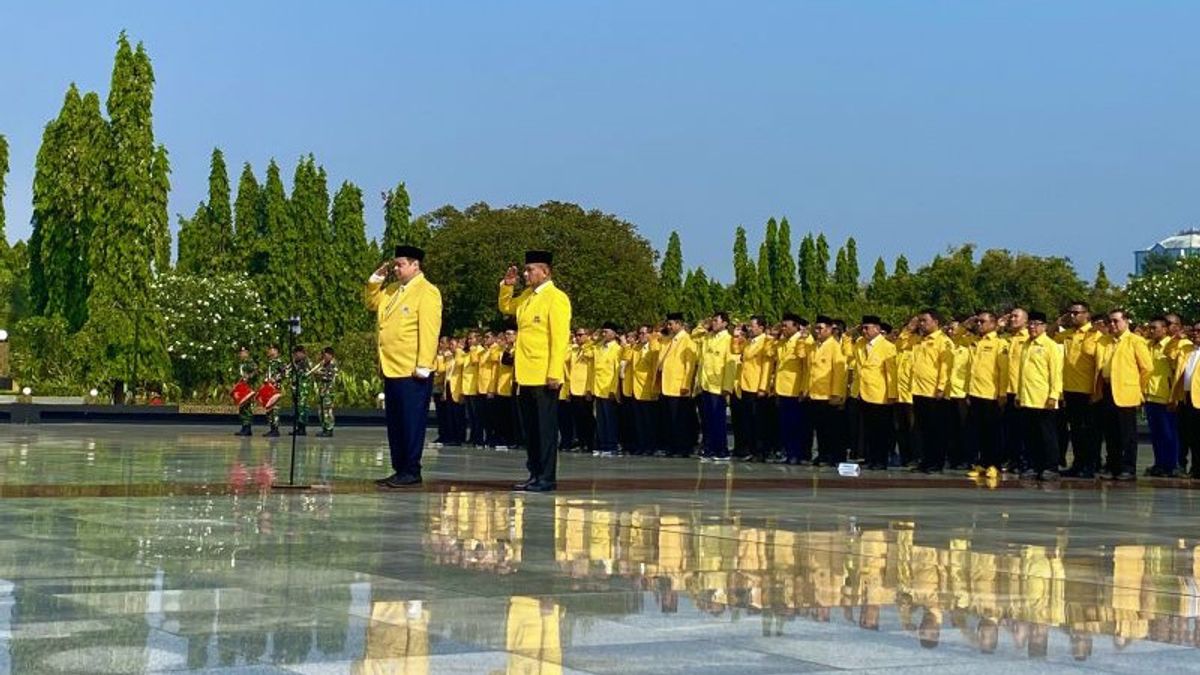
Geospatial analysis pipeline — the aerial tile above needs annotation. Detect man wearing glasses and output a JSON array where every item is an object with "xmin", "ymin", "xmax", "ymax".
[{"xmin": 1057, "ymin": 301, "xmax": 1101, "ymax": 478}]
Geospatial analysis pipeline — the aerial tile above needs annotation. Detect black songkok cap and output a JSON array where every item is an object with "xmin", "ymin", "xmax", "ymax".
[
  {"xmin": 815, "ymin": 315, "xmax": 834, "ymax": 325},
  {"xmin": 861, "ymin": 315, "xmax": 882, "ymax": 327},
  {"xmin": 880, "ymin": 322, "xmax": 893, "ymax": 333},
  {"xmin": 602, "ymin": 321, "xmax": 621, "ymax": 332},
  {"xmin": 1028, "ymin": 311, "xmax": 1048, "ymax": 323},
  {"xmin": 524, "ymin": 250, "xmax": 553, "ymax": 265},
  {"xmin": 394, "ymin": 245, "xmax": 425, "ymax": 261},
  {"xmin": 666, "ymin": 312, "xmax": 685, "ymax": 322},
  {"xmin": 782, "ymin": 312, "xmax": 803, "ymax": 324}
]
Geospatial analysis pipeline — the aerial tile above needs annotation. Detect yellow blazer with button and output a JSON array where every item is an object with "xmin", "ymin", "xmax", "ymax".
[
  {"xmin": 967, "ymin": 331, "xmax": 1008, "ymax": 401},
  {"xmin": 658, "ymin": 330, "xmax": 697, "ymax": 397},
  {"xmin": 461, "ymin": 344, "xmax": 483, "ymax": 396},
  {"xmin": 1097, "ymin": 330, "xmax": 1152, "ymax": 408},
  {"xmin": 698, "ymin": 329, "xmax": 734, "ymax": 395},
  {"xmin": 631, "ymin": 340, "xmax": 661, "ymax": 401},
  {"xmin": 738, "ymin": 334, "xmax": 773, "ymax": 396},
  {"xmin": 852, "ymin": 335, "xmax": 898, "ymax": 404},
  {"xmin": 567, "ymin": 343, "xmax": 594, "ymax": 397},
  {"xmin": 1017, "ymin": 332, "xmax": 1062, "ymax": 408},
  {"xmin": 1145, "ymin": 336, "xmax": 1175, "ymax": 404},
  {"xmin": 591, "ymin": 340, "xmax": 622, "ymax": 399},
  {"xmin": 807, "ymin": 336, "xmax": 847, "ymax": 401},
  {"xmin": 773, "ymin": 333, "xmax": 807, "ymax": 398},
  {"xmin": 1171, "ymin": 344, "xmax": 1200, "ymax": 407},
  {"xmin": 1056, "ymin": 324, "xmax": 1099, "ymax": 394},
  {"xmin": 910, "ymin": 329, "xmax": 954, "ymax": 398},
  {"xmin": 498, "ymin": 280, "xmax": 573, "ymax": 387},
  {"xmin": 363, "ymin": 272, "xmax": 443, "ymax": 378}
]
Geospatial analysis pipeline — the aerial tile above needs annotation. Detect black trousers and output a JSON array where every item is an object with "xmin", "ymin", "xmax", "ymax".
[
  {"xmin": 662, "ymin": 395, "xmax": 695, "ymax": 456},
  {"xmin": 1100, "ymin": 388, "xmax": 1139, "ymax": 475},
  {"xmin": 733, "ymin": 394, "xmax": 768, "ymax": 459},
  {"xmin": 859, "ymin": 400, "xmax": 894, "ymax": 468},
  {"xmin": 966, "ymin": 396, "xmax": 1002, "ymax": 468},
  {"xmin": 466, "ymin": 394, "xmax": 485, "ymax": 444},
  {"xmin": 595, "ymin": 397, "xmax": 619, "ymax": 453},
  {"xmin": 557, "ymin": 399, "xmax": 575, "ymax": 448},
  {"xmin": 812, "ymin": 400, "xmax": 846, "ymax": 464},
  {"xmin": 571, "ymin": 396, "xmax": 595, "ymax": 451},
  {"xmin": 633, "ymin": 399, "xmax": 658, "ymax": 455},
  {"xmin": 846, "ymin": 397, "xmax": 865, "ymax": 461},
  {"xmin": 731, "ymin": 394, "xmax": 749, "ymax": 457},
  {"xmin": 946, "ymin": 398, "xmax": 968, "ymax": 467},
  {"xmin": 518, "ymin": 385, "xmax": 560, "ymax": 482},
  {"xmin": 895, "ymin": 403, "xmax": 918, "ymax": 466},
  {"xmin": 510, "ymin": 395, "xmax": 524, "ymax": 447},
  {"xmin": 384, "ymin": 376, "xmax": 433, "ymax": 478},
  {"xmin": 445, "ymin": 398, "xmax": 466, "ymax": 444},
  {"xmin": 1023, "ymin": 406, "xmax": 1060, "ymax": 473},
  {"xmin": 618, "ymin": 398, "xmax": 636, "ymax": 452},
  {"xmin": 1002, "ymin": 393, "xmax": 1025, "ymax": 468},
  {"xmin": 492, "ymin": 395, "xmax": 514, "ymax": 446},
  {"xmin": 1063, "ymin": 391, "xmax": 1100, "ymax": 472},
  {"xmin": 433, "ymin": 393, "xmax": 448, "ymax": 441},
  {"xmin": 1179, "ymin": 398, "xmax": 1200, "ymax": 477},
  {"xmin": 914, "ymin": 395, "xmax": 949, "ymax": 471}
]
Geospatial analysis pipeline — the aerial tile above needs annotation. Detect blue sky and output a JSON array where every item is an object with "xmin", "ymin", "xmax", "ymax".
[{"xmin": 1, "ymin": 0, "xmax": 1197, "ymax": 281}]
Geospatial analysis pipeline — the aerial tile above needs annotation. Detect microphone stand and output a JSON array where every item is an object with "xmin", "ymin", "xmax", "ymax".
[{"xmin": 274, "ymin": 315, "xmax": 317, "ymax": 491}]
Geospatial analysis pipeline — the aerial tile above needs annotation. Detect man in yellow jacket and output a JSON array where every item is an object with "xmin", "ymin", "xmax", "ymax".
[
  {"xmin": 499, "ymin": 250, "xmax": 573, "ymax": 492},
  {"xmin": 964, "ymin": 311, "xmax": 1008, "ymax": 479},
  {"xmin": 808, "ymin": 315, "xmax": 848, "ymax": 466},
  {"xmin": 658, "ymin": 312, "xmax": 698, "ymax": 457},
  {"xmin": 853, "ymin": 315, "xmax": 897, "ymax": 470},
  {"xmin": 591, "ymin": 322, "xmax": 623, "ymax": 457},
  {"xmin": 1056, "ymin": 301, "xmax": 1101, "ymax": 479},
  {"xmin": 775, "ymin": 313, "xmax": 812, "ymax": 464},
  {"xmin": 1095, "ymin": 309, "xmax": 1152, "ymax": 481},
  {"xmin": 736, "ymin": 316, "xmax": 773, "ymax": 461},
  {"xmin": 629, "ymin": 325, "xmax": 661, "ymax": 456},
  {"xmin": 364, "ymin": 245, "xmax": 443, "ymax": 488},
  {"xmin": 698, "ymin": 311, "xmax": 735, "ymax": 461},
  {"xmin": 1143, "ymin": 316, "xmax": 1181, "ymax": 477},
  {"xmin": 1171, "ymin": 323, "xmax": 1200, "ymax": 479},
  {"xmin": 1017, "ymin": 311, "xmax": 1063, "ymax": 481},
  {"xmin": 910, "ymin": 309, "xmax": 954, "ymax": 474}
]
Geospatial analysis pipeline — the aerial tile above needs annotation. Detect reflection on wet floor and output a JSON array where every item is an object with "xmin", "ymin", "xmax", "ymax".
[{"xmin": 1, "ymin": 424, "xmax": 1199, "ymax": 673}]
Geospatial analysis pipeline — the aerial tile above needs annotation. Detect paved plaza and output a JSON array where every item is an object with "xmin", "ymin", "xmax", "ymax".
[{"xmin": 0, "ymin": 424, "xmax": 1198, "ymax": 674}]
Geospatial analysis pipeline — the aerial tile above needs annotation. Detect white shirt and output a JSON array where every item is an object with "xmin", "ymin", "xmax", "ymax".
[{"xmin": 1184, "ymin": 350, "xmax": 1200, "ymax": 393}]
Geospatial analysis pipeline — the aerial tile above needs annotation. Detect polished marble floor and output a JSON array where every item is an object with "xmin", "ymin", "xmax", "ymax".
[{"xmin": 0, "ymin": 424, "xmax": 1199, "ymax": 674}]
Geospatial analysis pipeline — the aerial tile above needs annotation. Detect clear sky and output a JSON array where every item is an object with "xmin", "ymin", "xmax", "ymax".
[{"xmin": 1, "ymin": 1, "xmax": 1197, "ymax": 282}]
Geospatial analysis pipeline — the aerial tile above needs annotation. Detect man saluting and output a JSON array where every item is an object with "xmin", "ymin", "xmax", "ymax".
[
  {"xmin": 365, "ymin": 245, "xmax": 443, "ymax": 488},
  {"xmin": 499, "ymin": 250, "xmax": 572, "ymax": 492}
]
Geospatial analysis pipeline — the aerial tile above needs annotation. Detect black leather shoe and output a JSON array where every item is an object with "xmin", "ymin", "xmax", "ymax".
[
  {"xmin": 234, "ymin": 425, "xmax": 252, "ymax": 437},
  {"xmin": 1115, "ymin": 472, "xmax": 1136, "ymax": 482},
  {"xmin": 385, "ymin": 474, "xmax": 422, "ymax": 488},
  {"xmin": 264, "ymin": 428, "xmax": 280, "ymax": 438},
  {"xmin": 316, "ymin": 430, "xmax": 333, "ymax": 438},
  {"xmin": 374, "ymin": 473, "xmax": 399, "ymax": 486},
  {"xmin": 525, "ymin": 480, "xmax": 557, "ymax": 493},
  {"xmin": 513, "ymin": 476, "xmax": 538, "ymax": 491}
]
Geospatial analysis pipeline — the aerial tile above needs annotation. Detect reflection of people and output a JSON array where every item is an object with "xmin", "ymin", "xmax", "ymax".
[
  {"xmin": 353, "ymin": 600, "xmax": 429, "ymax": 675},
  {"xmin": 234, "ymin": 345, "xmax": 258, "ymax": 437},
  {"xmin": 499, "ymin": 251, "xmax": 572, "ymax": 493},
  {"xmin": 365, "ymin": 245, "xmax": 444, "ymax": 488},
  {"xmin": 506, "ymin": 596, "xmax": 563, "ymax": 675}
]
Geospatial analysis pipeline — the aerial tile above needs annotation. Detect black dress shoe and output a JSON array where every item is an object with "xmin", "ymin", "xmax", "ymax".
[
  {"xmin": 1115, "ymin": 472, "xmax": 1136, "ymax": 482},
  {"xmin": 385, "ymin": 474, "xmax": 422, "ymax": 488},
  {"xmin": 264, "ymin": 428, "xmax": 280, "ymax": 438},
  {"xmin": 525, "ymin": 480, "xmax": 557, "ymax": 493},
  {"xmin": 1039, "ymin": 470, "xmax": 1060, "ymax": 481},
  {"xmin": 513, "ymin": 476, "xmax": 538, "ymax": 491},
  {"xmin": 374, "ymin": 473, "xmax": 399, "ymax": 486}
]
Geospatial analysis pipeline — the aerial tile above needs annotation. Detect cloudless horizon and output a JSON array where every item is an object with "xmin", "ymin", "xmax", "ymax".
[{"xmin": 2, "ymin": 1, "xmax": 1198, "ymax": 282}]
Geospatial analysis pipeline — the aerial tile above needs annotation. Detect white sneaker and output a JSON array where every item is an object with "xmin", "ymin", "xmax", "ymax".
[
  {"xmin": 712, "ymin": 456, "xmax": 731, "ymax": 463},
  {"xmin": 592, "ymin": 450, "xmax": 601, "ymax": 457},
  {"xmin": 494, "ymin": 445, "xmax": 509, "ymax": 452}
]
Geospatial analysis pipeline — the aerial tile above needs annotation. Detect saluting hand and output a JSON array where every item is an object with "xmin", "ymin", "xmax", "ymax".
[
  {"xmin": 502, "ymin": 266, "xmax": 519, "ymax": 286},
  {"xmin": 374, "ymin": 261, "xmax": 390, "ymax": 278}
]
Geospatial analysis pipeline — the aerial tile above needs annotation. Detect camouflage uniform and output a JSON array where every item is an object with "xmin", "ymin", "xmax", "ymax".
[
  {"xmin": 314, "ymin": 358, "xmax": 339, "ymax": 433},
  {"xmin": 264, "ymin": 356, "xmax": 288, "ymax": 431},
  {"xmin": 236, "ymin": 358, "xmax": 259, "ymax": 426},
  {"xmin": 285, "ymin": 356, "xmax": 315, "ymax": 430}
]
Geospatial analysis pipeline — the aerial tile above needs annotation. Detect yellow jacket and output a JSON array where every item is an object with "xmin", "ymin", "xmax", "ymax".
[
  {"xmin": 1018, "ymin": 333, "xmax": 1063, "ymax": 408},
  {"xmin": 591, "ymin": 340, "xmax": 622, "ymax": 399},
  {"xmin": 852, "ymin": 335, "xmax": 898, "ymax": 404},
  {"xmin": 498, "ymin": 280, "xmax": 572, "ymax": 387},
  {"xmin": 773, "ymin": 333, "xmax": 808, "ymax": 397},
  {"xmin": 620, "ymin": 345, "xmax": 636, "ymax": 398},
  {"xmin": 967, "ymin": 331, "xmax": 1008, "ymax": 401},
  {"xmin": 910, "ymin": 330, "xmax": 954, "ymax": 398},
  {"xmin": 479, "ymin": 343, "xmax": 502, "ymax": 395},
  {"xmin": 1005, "ymin": 328, "xmax": 1029, "ymax": 395},
  {"xmin": 1144, "ymin": 336, "xmax": 1175, "ymax": 404},
  {"xmin": 1056, "ymin": 324, "xmax": 1099, "ymax": 394},
  {"xmin": 446, "ymin": 349, "xmax": 465, "ymax": 403},
  {"xmin": 1097, "ymin": 330, "xmax": 1152, "ymax": 407},
  {"xmin": 698, "ymin": 329, "xmax": 735, "ymax": 395},
  {"xmin": 495, "ymin": 347, "xmax": 515, "ymax": 396},
  {"xmin": 363, "ymin": 272, "xmax": 443, "ymax": 378},
  {"xmin": 948, "ymin": 339, "xmax": 972, "ymax": 399},
  {"xmin": 896, "ymin": 335, "xmax": 915, "ymax": 404},
  {"xmin": 461, "ymin": 344, "xmax": 483, "ymax": 396},
  {"xmin": 738, "ymin": 334, "xmax": 773, "ymax": 396},
  {"xmin": 1171, "ymin": 345, "xmax": 1200, "ymax": 407},
  {"xmin": 630, "ymin": 340, "xmax": 661, "ymax": 401},
  {"xmin": 807, "ymin": 336, "xmax": 847, "ymax": 401},
  {"xmin": 658, "ymin": 330, "xmax": 697, "ymax": 397},
  {"xmin": 566, "ymin": 343, "xmax": 594, "ymax": 397}
]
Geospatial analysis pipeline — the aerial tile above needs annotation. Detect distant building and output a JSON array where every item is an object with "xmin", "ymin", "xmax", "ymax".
[{"xmin": 1134, "ymin": 229, "xmax": 1200, "ymax": 275}]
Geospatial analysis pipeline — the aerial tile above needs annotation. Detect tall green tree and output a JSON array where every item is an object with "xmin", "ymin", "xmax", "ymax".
[
  {"xmin": 774, "ymin": 218, "xmax": 799, "ymax": 318},
  {"xmin": 259, "ymin": 159, "xmax": 292, "ymax": 322},
  {"xmin": 382, "ymin": 181, "xmax": 428, "ymax": 252},
  {"xmin": 731, "ymin": 226, "xmax": 762, "ymax": 316},
  {"xmin": 682, "ymin": 267, "xmax": 716, "ymax": 323},
  {"xmin": 757, "ymin": 218, "xmax": 779, "ymax": 319},
  {"xmin": 233, "ymin": 163, "xmax": 265, "ymax": 275},
  {"xmin": 660, "ymin": 231, "xmax": 684, "ymax": 313},
  {"xmin": 832, "ymin": 237, "xmax": 860, "ymax": 305},
  {"xmin": 330, "ymin": 181, "xmax": 372, "ymax": 335},
  {"xmin": 288, "ymin": 155, "xmax": 332, "ymax": 339},
  {"xmin": 798, "ymin": 233, "xmax": 817, "ymax": 311},
  {"xmin": 205, "ymin": 148, "xmax": 233, "ymax": 271}
]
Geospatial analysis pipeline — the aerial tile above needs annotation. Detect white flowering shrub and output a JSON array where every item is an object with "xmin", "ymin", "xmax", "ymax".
[
  {"xmin": 1125, "ymin": 256, "xmax": 1200, "ymax": 321},
  {"xmin": 152, "ymin": 272, "xmax": 272, "ymax": 392}
]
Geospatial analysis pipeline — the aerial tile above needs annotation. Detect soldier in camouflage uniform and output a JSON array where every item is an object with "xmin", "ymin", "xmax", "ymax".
[
  {"xmin": 315, "ymin": 346, "xmax": 339, "ymax": 437},
  {"xmin": 234, "ymin": 346, "xmax": 258, "ymax": 437},
  {"xmin": 263, "ymin": 344, "xmax": 288, "ymax": 437},
  {"xmin": 285, "ymin": 344, "xmax": 315, "ymax": 436}
]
